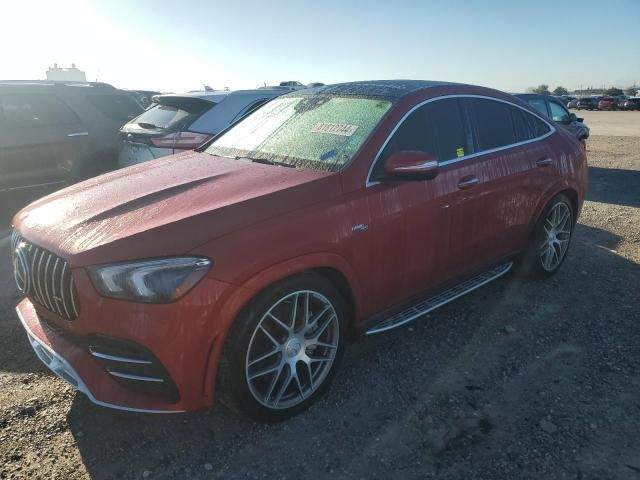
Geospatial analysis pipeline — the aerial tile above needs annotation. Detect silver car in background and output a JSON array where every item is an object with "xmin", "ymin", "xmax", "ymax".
[{"xmin": 118, "ymin": 88, "xmax": 286, "ymax": 167}]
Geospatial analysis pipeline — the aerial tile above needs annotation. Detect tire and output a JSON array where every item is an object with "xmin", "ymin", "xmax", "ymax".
[
  {"xmin": 516, "ymin": 194, "xmax": 575, "ymax": 279},
  {"xmin": 217, "ymin": 272, "xmax": 347, "ymax": 422}
]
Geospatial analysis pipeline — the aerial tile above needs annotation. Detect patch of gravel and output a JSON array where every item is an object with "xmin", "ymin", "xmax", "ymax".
[{"xmin": 0, "ymin": 135, "xmax": 638, "ymax": 479}]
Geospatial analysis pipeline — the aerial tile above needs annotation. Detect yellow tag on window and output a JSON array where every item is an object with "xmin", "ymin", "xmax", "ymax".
[{"xmin": 456, "ymin": 147, "xmax": 465, "ymax": 158}]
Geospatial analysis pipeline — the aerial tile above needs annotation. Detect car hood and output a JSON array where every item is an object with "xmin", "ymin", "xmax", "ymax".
[{"xmin": 13, "ymin": 151, "xmax": 340, "ymax": 267}]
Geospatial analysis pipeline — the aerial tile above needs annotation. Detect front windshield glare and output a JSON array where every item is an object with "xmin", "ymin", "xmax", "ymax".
[{"xmin": 205, "ymin": 96, "xmax": 392, "ymax": 172}]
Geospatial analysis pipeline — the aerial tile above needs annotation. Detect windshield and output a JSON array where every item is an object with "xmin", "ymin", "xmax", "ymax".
[{"xmin": 204, "ymin": 95, "xmax": 392, "ymax": 172}]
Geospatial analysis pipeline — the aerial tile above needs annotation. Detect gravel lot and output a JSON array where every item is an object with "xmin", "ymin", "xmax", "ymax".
[
  {"xmin": 572, "ymin": 110, "xmax": 640, "ymax": 137},
  {"xmin": 0, "ymin": 131, "xmax": 638, "ymax": 479}
]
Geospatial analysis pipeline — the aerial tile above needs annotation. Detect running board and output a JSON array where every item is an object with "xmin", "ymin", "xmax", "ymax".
[{"xmin": 365, "ymin": 262, "xmax": 513, "ymax": 335}]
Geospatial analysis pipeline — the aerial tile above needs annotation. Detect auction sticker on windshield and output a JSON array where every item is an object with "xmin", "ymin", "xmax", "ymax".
[{"xmin": 312, "ymin": 123, "xmax": 359, "ymax": 136}]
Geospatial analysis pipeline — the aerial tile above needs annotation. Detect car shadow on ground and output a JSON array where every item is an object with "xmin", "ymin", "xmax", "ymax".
[
  {"xmin": 57, "ymin": 223, "xmax": 639, "ymax": 480},
  {"xmin": 586, "ymin": 166, "xmax": 640, "ymax": 207}
]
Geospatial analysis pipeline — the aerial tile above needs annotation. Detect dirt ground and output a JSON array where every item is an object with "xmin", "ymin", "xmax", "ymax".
[
  {"xmin": 0, "ymin": 133, "xmax": 639, "ymax": 479},
  {"xmin": 573, "ymin": 110, "xmax": 640, "ymax": 137}
]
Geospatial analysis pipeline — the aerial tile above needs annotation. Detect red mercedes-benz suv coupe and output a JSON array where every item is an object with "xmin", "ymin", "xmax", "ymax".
[{"xmin": 11, "ymin": 81, "xmax": 587, "ymax": 421}]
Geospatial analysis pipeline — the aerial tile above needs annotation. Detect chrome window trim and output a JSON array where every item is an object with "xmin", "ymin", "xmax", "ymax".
[{"xmin": 365, "ymin": 94, "xmax": 556, "ymax": 187}]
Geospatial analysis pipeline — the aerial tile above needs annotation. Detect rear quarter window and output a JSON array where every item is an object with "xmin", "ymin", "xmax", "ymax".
[{"xmin": 510, "ymin": 106, "xmax": 551, "ymax": 142}]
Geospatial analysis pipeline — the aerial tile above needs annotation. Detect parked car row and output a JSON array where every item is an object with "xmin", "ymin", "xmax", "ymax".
[
  {"xmin": 11, "ymin": 79, "xmax": 587, "ymax": 421},
  {"xmin": 567, "ymin": 96, "xmax": 640, "ymax": 111},
  {"xmin": 0, "ymin": 80, "xmax": 143, "ymax": 194},
  {"xmin": 0, "ymin": 80, "xmax": 318, "ymax": 195}
]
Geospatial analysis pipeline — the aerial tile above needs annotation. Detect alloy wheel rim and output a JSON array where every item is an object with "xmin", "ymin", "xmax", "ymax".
[
  {"xmin": 245, "ymin": 290, "xmax": 339, "ymax": 409},
  {"xmin": 540, "ymin": 203, "xmax": 572, "ymax": 271}
]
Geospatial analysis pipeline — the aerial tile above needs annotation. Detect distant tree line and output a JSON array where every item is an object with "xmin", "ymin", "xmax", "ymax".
[{"xmin": 526, "ymin": 84, "xmax": 638, "ymax": 97}]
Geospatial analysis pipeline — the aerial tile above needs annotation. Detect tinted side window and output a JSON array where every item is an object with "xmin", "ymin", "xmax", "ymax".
[
  {"xmin": 379, "ymin": 98, "xmax": 468, "ymax": 162},
  {"xmin": 548, "ymin": 101, "xmax": 570, "ymax": 124},
  {"xmin": 427, "ymin": 99, "xmax": 469, "ymax": 160},
  {"xmin": 1, "ymin": 93, "xmax": 79, "ymax": 127},
  {"xmin": 464, "ymin": 98, "xmax": 516, "ymax": 151},
  {"xmin": 526, "ymin": 98, "xmax": 549, "ymax": 117},
  {"xmin": 510, "ymin": 107, "xmax": 551, "ymax": 142},
  {"xmin": 86, "ymin": 94, "xmax": 143, "ymax": 123}
]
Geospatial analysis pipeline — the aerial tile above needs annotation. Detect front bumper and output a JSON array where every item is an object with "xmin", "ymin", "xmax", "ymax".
[
  {"xmin": 16, "ymin": 299, "xmax": 184, "ymax": 413},
  {"xmin": 12, "ymin": 240, "xmax": 256, "ymax": 413}
]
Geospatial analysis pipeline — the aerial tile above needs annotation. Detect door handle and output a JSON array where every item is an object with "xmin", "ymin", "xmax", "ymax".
[
  {"xmin": 66, "ymin": 132, "xmax": 89, "ymax": 137},
  {"xmin": 457, "ymin": 176, "xmax": 479, "ymax": 189},
  {"xmin": 536, "ymin": 157, "xmax": 553, "ymax": 167}
]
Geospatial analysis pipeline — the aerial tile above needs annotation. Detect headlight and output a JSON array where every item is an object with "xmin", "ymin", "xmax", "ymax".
[{"xmin": 87, "ymin": 257, "xmax": 211, "ymax": 303}]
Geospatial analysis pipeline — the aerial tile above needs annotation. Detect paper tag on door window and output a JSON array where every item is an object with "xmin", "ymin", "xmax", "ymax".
[
  {"xmin": 312, "ymin": 123, "xmax": 359, "ymax": 136},
  {"xmin": 456, "ymin": 147, "xmax": 465, "ymax": 157}
]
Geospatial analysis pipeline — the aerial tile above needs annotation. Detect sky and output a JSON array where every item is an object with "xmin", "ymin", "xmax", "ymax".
[{"xmin": 1, "ymin": 0, "xmax": 638, "ymax": 94}]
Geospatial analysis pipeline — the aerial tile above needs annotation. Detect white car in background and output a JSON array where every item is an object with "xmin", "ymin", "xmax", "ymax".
[{"xmin": 118, "ymin": 88, "xmax": 286, "ymax": 167}]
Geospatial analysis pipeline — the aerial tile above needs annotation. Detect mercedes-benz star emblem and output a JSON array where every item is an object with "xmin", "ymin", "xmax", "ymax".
[{"xmin": 13, "ymin": 243, "xmax": 30, "ymax": 294}]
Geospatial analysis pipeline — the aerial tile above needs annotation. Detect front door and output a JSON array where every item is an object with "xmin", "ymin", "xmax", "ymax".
[{"xmin": 365, "ymin": 98, "xmax": 483, "ymax": 313}]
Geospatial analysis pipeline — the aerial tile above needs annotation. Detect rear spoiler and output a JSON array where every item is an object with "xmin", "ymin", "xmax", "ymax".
[{"xmin": 154, "ymin": 95, "xmax": 213, "ymax": 113}]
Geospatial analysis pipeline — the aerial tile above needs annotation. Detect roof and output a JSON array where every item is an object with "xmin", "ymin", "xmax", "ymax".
[
  {"xmin": 159, "ymin": 88, "xmax": 288, "ymax": 103},
  {"xmin": 292, "ymin": 80, "xmax": 456, "ymax": 100}
]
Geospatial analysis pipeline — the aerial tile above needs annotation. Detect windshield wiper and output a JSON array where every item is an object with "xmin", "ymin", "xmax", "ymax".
[{"xmin": 235, "ymin": 156, "xmax": 296, "ymax": 168}]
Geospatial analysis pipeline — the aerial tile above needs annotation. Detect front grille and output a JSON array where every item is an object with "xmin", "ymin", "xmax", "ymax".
[{"xmin": 11, "ymin": 230, "xmax": 80, "ymax": 320}]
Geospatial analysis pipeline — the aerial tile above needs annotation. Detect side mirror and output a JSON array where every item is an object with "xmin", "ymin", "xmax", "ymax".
[
  {"xmin": 569, "ymin": 113, "xmax": 577, "ymax": 123},
  {"xmin": 383, "ymin": 150, "xmax": 439, "ymax": 181}
]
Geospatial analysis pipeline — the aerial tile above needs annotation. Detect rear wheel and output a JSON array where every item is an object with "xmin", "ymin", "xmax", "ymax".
[
  {"xmin": 517, "ymin": 194, "xmax": 574, "ymax": 278},
  {"xmin": 218, "ymin": 273, "xmax": 347, "ymax": 422}
]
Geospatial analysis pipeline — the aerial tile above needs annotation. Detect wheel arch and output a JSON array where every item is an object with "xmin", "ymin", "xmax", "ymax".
[
  {"xmin": 558, "ymin": 188, "xmax": 579, "ymax": 222},
  {"xmin": 208, "ymin": 255, "xmax": 360, "ymax": 409},
  {"xmin": 528, "ymin": 183, "xmax": 580, "ymax": 239},
  {"xmin": 237, "ymin": 253, "xmax": 362, "ymax": 326}
]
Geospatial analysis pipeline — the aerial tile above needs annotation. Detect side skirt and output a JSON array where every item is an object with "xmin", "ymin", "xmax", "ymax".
[{"xmin": 365, "ymin": 262, "xmax": 513, "ymax": 335}]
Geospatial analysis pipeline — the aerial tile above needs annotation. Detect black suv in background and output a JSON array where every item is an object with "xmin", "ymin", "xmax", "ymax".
[
  {"xmin": 0, "ymin": 81, "xmax": 143, "ymax": 195},
  {"xmin": 515, "ymin": 93, "xmax": 589, "ymax": 143}
]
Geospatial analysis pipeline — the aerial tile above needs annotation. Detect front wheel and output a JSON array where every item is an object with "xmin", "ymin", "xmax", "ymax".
[
  {"xmin": 517, "ymin": 194, "xmax": 575, "ymax": 278},
  {"xmin": 218, "ymin": 273, "xmax": 347, "ymax": 422}
]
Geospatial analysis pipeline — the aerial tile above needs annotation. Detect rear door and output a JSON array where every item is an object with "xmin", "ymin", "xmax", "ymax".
[
  {"xmin": 461, "ymin": 97, "xmax": 555, "ymax": 265},
  {"xmin": 0, "ymin": 92, "xmax": 82, "ymax": 191}
]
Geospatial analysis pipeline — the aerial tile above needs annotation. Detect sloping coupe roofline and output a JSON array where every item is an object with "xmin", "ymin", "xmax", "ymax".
[{"xmin": 287, "ymin": 79, "xmax": 459, "ymax": 100}]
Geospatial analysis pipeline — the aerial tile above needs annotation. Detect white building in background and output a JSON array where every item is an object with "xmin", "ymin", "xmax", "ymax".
[{"xmin": 46, "ymin": 64, "xmax": 86, "ymax": 82}]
